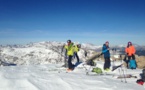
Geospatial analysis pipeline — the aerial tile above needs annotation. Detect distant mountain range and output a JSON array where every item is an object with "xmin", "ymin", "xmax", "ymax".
[
  {"xmin": 0, "ymin": 41, "xmax": 144, "ymax": 66},
  {"xmin": 81, "ymin": 43, "xmax": 145, "ymax": 56},
  {"xmin": 109, "ymin": 45, "xmax": 145, "ymax": 56},
  {"xmin": 0, "ymin": 42, "xmax": 145, "ymax": 56}
]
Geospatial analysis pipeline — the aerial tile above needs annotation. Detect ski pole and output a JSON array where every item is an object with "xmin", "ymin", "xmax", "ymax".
[
  {"xmin": 122, "ymin": 67, "xmax": 127, "ymax": 83},
  {"xmin": 82, "ymin": 63, "xmax": 88, "ymax": 71},
  {"xmin": 120, "ymin": 54, "xmax": 127, "ymax": 83},
  {"xmin": 118, "ymin": 68, "xmax": 123, "ymax": 82},
  {"xmin": 86, "ymin": 65, "xmax": 92, "ymax": 75}
]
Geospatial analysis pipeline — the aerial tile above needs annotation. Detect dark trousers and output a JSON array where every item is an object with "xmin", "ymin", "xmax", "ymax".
[
  {"xmin": 104, "ymin": 57, "xmax": 111, "ymax": 70},
  {"xmin": 74, "ymin": 52, "xmax": 80, "ymax": 62},
  {"xmin": 128, "ymin": 54, "xmax": 135, "ymax": 60},
  {"xmin": 126, "ymin": 54, "xmax": 135, "ymax": 68},
  {"xmin": 68, "ymin": 55, "xmax": 74, "ymax": 69}
]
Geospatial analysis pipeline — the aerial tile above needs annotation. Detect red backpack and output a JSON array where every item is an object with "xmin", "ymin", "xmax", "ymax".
[{"xmin": 136, "ymin": 79, "xmax": 144, "ymax": 85}]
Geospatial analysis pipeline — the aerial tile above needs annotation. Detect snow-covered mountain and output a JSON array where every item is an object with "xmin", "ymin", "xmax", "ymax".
[
  {"xmin": 0, "ymin": 41, "xmax": 97, "ymax": 65},
  {"xmin": 81, "ymin": 43, "xmax": 102, "ymax": 50},
  {"xmin": 0, "ymin": 41, "xmax": 145, "ymax": 66},
  {"xmin": 0, "ymin": 41, "xmax": 64, "ymax": 65}
]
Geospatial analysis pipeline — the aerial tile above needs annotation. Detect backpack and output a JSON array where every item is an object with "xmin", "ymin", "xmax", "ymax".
[
  {"xmin": 87, "ymin": 60, "xmax": 96, "ymax": 66},
  {"xmin": 77, "ymin": 44, "xmax": 81, "ymax": 48},
  {"xmin": 129, "ymin": 60, "xmax": 137, "ymax": 69},
  {"xmin": 92, "ymin": 67, "xmax": 103, "ymax": 74},
  {"xmin": 136, "ymin": 79, "xmax": 144, "ymax": 85}
]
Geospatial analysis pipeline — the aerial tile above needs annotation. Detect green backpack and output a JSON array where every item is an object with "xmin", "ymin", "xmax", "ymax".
[{"xmin": 92, "ymin": 67, "xmax": 103, "ymax": 74}]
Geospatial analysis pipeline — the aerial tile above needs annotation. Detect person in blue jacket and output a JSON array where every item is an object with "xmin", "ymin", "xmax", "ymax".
[{"xmin": 102, "ymin": 41, "xmax": 111, "ymax": 71}]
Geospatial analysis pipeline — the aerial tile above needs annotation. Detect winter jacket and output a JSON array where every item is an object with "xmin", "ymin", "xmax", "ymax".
[
  {"xmin": 125, "ymin": 45, "xmax": 136, "ymax": 56},
  {"xmin": 102, "ymin": 44, "xmax": 110, "ymax": 58},
  {"xmin": 65, "ymin": 43, "xmax": 74, "ymax": 56}
]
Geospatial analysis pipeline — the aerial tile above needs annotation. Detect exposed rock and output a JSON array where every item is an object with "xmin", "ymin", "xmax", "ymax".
[{"xmin": 136, "ymin": 56, "xmax": 145, "ymax": 69}]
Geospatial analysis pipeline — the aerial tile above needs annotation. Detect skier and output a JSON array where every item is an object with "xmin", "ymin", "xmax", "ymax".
[
  {"xmin": 64, "ymin": 40, "xmax": 75, "ymax": 71},
  {"xmin": 125, "ymin": 41, "xmax": 136, "ymax": 69},
  {"xmin": 102, "ymin": 41, "xmax": 111, "ymax": 71},
  {"xmin": 73, "ymin": 43, "xmax": 81, "ymax": 63}
]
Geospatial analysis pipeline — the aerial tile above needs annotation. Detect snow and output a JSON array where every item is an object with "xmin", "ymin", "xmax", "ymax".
[
  {"xmin": 0, "ymin": 61, "xmax": 145, "ymax": 90},
  {"xmin": 81, "ymin": 43, "xmax": 102, "ymax": 50},
  {"xmin": 0, "ymin": 41, "xmax": 145, "ymax": 90},
  {"xmin": 113, "ymin": 55, "xmax": 120, "ymax": 58}
]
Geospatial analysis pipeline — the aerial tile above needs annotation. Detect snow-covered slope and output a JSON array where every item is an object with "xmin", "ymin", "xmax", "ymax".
[{"xmin": 0, "ymin": 61, "xmax": 144, "ymax": 90}]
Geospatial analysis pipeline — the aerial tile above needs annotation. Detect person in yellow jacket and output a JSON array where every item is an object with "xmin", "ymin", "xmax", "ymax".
[
  {"xmin": 125, "ymin": 41, "xmax": 136, "ymax": 68},
  {"xmin": 73, "ymin": 43, "xmax": 81, "ymax": 63},
  {"xmin": 65, "ymin": 40, "xmax": 75, "ymax": 70}
]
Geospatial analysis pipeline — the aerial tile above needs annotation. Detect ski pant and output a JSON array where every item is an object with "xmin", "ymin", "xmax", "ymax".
[
  {"xmin": 104, "ymin": 57, "xmax": 111, "ymax": 70},
  {"xmin": 128, "ymin": 54, "xmax": 135, "ymax": 60},
  {"xmin": 68, "ymin": 55, "xmax": 74, "ymax": 69},
  {"xmin": 74, "ymin": 52, "xmax": 80, "ymax": 63}
]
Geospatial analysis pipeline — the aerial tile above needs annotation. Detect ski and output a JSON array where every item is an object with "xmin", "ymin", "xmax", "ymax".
[
  {"xmin": 112, "ymin": 64, "xmax": 123, "ymax": 71},
  {"xmin": 86, "ymin": 72, "xmax": 114, "ymax": 76},
  {"xmin": 117, "ymin": 75, "xmax": 137, "ymax": 79},
  {"xmin": 65, "ymin": 62, "xmax": 83, "ymax": 73}
]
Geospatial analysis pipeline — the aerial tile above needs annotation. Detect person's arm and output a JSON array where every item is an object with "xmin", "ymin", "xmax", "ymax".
[
  {"xmin": 61, "ymin": 44, "xmax": 65, "ymax": 53},
  {"xmin": 102, "ymin": 45, "xmax": 108, "ymax": 53},
  {"xmin": 102, "ymin": 49, "xmax": 108, "ymax": 53},
  {"xmin": 125, "ymin": 47, "xmax": 128, "ymax": 55}
]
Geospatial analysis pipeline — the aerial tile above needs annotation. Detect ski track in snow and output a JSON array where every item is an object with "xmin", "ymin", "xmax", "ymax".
[{"xmin": 0, "ymin": 62, "xmax": 145, "ymax": 90}]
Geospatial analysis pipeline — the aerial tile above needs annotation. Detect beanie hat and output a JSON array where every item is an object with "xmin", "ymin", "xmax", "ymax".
[
  {"xmin": 67, "ymin": 40, "xmax": 71, "ymax": 43},
  {"xmin": 105, "ymin": 41, "xmax": 109, "ymax": 44},
  {"xmin": 128, "ymin": 41, "xmax": 132, "ymax": 45}
]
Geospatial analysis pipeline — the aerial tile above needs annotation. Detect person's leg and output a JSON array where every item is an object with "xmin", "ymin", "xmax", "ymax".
[
  {"xmin": 132, "ymin": 54, "xmax": 135, "ymax": 60},
  {"xmin": 105, "ymin": 57, "xmax": 111, "ymax": 69},
  {"xmin": 68, "ymin": 56, "xmax": 73, "ymax": 69},
  {"xmin": 104, "ymin": 57, "xmax": 107, "ymax": 70},
  {"xmin": 107, "ymin": 57, "xmax": 111, "ymax": 69},
  {"xmin": 127, "ymin": 56, "xmax": 131, "ymax": 68},
  {"xmin": 131, "ymin": 54, "xmax": 137, "ymax": 69},
  {"xmin": 75, "ymin": 52, "xmax": 80, "ymax": 63},
  {"xmin": 73, "ymin": 52, "xmax": 75, "ymax": 59}
]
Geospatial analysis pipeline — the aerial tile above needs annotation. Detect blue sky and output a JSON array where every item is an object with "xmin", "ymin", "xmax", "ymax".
[{"xmin": 0, "ymin": 0, "xmax": 145, "ymax": 45}]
